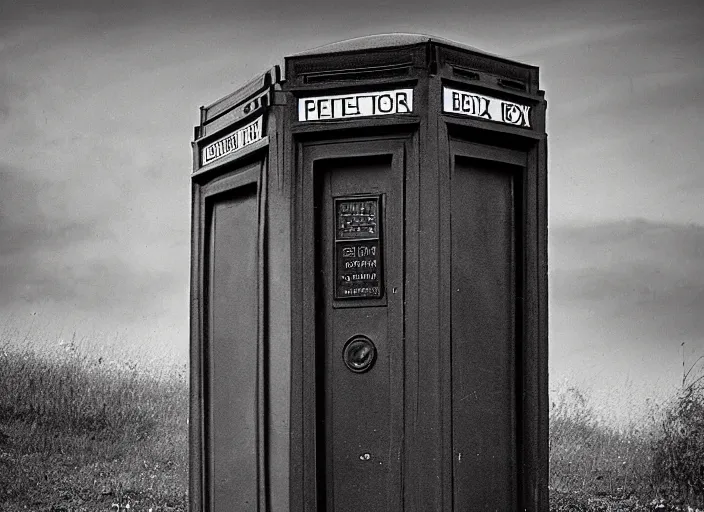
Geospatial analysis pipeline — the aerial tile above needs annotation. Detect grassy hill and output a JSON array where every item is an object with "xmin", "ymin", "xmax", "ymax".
[
  {"xmin": 0, "ymin": 339, "xmax": 188, "ymax": 511},
  {"xmin": 0, "ymin": 338, "xmax": 702, "ymax": 511},
  {"xmin": 549, "ymin": 383, "xmax": 704, "ymax": 511}
]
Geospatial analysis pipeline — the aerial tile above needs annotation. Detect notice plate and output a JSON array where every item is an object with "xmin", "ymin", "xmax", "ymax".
[{"xmin": 334, "ymin": 196, "xmax": 383, "ymax": 300}]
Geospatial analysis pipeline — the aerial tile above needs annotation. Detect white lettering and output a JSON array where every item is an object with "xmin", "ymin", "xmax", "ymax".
[
  {"xmin": 442, "ymin": 87, "xmax": 531, "ymax": 128},
  {"xmin": 201, "ymin": 117, "xmax": 263, "ymax": 165},
  {"xmin": 304, "ymin": 100, "xmax": 316, "ymax": 120},
  {"xmin": 299, "ymin": 89, "xmax": 414, "ymax": 121},
  {"xmin": 396, "ymin": 91, "xmax": 410, "ymax": 113}
]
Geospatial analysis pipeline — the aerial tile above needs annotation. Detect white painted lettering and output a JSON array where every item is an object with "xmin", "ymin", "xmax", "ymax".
[
  {"xmin": 396, "ymin": 91, "xmax": 410, "ymax": 113},
  {"xmin": 298, "ymin": 88, "xmax": 414, "ymax": 121},
  {"xmin": 201, "ymin": 117, "xmax": 263, "ymax": 166},
  {"xmin": 377, "ymin": 94, "xmax": 393, "ymax": 113},
  {"xmin": 304, "ymin": 100, "xmax": 316, "ymax": 121},
  {"xmin": 442, "ymin": 86, "xmax": 531, "ymax": 128},
  {"xmin": 343, "ymin": 97, "xmax": 360, "ymax": 116}
]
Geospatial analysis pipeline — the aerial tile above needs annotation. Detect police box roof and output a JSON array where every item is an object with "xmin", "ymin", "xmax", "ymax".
[{"xmin": 290, "ymin": 33, "xmax": 509, "ymax": 62}]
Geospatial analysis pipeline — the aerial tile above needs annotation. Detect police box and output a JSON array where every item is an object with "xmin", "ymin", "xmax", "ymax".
[{"xmin": 190, "ymin": 33, "xmax": 548, "ymax": 512}]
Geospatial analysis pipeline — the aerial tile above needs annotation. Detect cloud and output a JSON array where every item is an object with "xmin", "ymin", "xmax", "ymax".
[
  {"xmin": 547, "ymin": 219, "xmax": 704, "ymax": 416},
  {"xmin": 2, "ymin": 0, "xmax": 701, "ymax": 374},
  {"xmin": 0, "ymin": 163, "xmax": 94, "ymax": 255},
  {"xmin": 550, "ymin": 219, "xmax": 704, "ymax": 343},
  {"xmin": 0, "ymin": 160, "xmax": 188, "ymax": 319}
]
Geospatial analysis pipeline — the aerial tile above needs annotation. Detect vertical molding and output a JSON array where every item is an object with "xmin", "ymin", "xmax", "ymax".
[
  {"xmin": 299, "ymin": 138, "xmax": 318, "ymax": 512},
  {"xmin": 288, "ymin": 130, "xmax": 306, "ymax": 512},
  {"xmin": 257, "ymin": 156, "xmax": 269, "ymax": 512},
  {"xmin": 266, "ymin": 94, "xmax": 292, "ymax": 512},
  {"xmin": 189, "ymin": 182, "xmax": 204, "ymax": 512},
  {"xmin": 201, "ymin": 189, "xmax": 210, "ymax": 511},
  {"xmin": 434, "ymin": 73, "xmax": 454, "ymax": 512},
  {"xmin": 514, "ymin": 151, "xmax": 525, "ymax": 511},
  {"xmin": 525, "ymin": 143, "xmax": 538, "ymax": 511},
  {"xmin": 524, "ymin": 96, "xmax": 548, "ymax": 512},
  {"xmin": 403, "ymin": 126, "xmax": 421, "ymax": 512},
  {"xmin": 537, "ymin": 109, "xmax": 549, "ymax": 510},
  {"xmin": 189, "ymin": 137, "xmax": 204, "ymax": 512},
  {"xmin": 406, "ymin": 52, "xmax": 444, "ymax": 512}
]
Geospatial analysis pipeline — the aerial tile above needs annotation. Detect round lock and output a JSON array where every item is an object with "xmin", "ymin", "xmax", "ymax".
[{"xmin": 342, "ymin": 336, "xmax": 377, "ymax": 373}]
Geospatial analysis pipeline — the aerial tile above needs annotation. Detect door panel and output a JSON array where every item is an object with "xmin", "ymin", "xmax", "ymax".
[
  {"xmin": 450, "ymin": 156, "xmax": 518, "ymax": 510},
  {"xmin": 315, "ymin": 155, "xmax": 403, "ymax": 512}
]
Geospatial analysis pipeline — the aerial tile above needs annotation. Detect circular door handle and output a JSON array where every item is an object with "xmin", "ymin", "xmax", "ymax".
[{"xmin": 342, "ymin": 336, "xmax": 377, "ymax": 373}]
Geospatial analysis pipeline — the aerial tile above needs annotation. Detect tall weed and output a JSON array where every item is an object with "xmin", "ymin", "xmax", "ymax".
[
  {"xmin": 652, "ymin": 381, "xmax": 704, "ymax": 506},
  {"xmin": 549, "ymin": 385, "xmax": 656, "ymax": 497}
]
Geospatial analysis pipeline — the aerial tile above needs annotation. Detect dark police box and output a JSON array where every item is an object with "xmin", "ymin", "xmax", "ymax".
[{"xmin": 190, "ymin": 33, "xmax": 548, "ymax": 512}]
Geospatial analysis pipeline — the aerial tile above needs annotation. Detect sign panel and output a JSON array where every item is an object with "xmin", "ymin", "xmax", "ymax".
[
  {"xmin": 336, "ymin": 197, "xmax": 379, "ymax": 239},
  {"xmin": 443, "ymin": 86, "xmax": 531, "ymax": 128},
  {"xmin": 334, "ymin": 196, "xmax": 383, "ymax": 299},
  {"xmin": 201, "ymin": 117, "xmax": 263, "ymax": 166},
  {"xmin": 299, "ymin": 89, "xmax": 413, "ymax": 121}
]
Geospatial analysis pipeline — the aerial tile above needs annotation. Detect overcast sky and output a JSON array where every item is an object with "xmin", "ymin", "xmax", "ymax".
[{"xmin": 1, "ymin": 0, "xmax": 702, "ymax": 423}]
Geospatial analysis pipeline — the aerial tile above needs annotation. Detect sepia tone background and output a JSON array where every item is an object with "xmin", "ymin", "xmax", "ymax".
[{"xmin": 1, "ymin": 0, "xmax": 703, "ymax": 427}]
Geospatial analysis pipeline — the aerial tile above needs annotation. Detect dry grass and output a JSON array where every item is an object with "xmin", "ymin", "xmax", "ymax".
[
  {"xmin": 1, "ymin": 332, "xmax": 702, "ymax": 512},
  {"xmin": 0, "ymin": 337, "xmax": 188, "ymax": 511},
  {"xmin": 549, "ymin": 382, "xmax": 704, "ymax": 511}
]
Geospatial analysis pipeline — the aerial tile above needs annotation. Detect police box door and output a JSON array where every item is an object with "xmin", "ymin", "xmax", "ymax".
[{"xmin": 301, "ymin": 139, "xmax": 405, "ymax": 512}]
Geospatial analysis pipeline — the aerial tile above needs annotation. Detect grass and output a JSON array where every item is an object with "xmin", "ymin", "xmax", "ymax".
[
  {"xmin": 549, "ymin": 382, "xmax": 704, "ymax": 511},
  {"xmin": 1, "ymin": 333, "xmax": 702, "ymax": 511},
  {"xmin": 0, "ymin": 337, "xmax": 188, "ymax": 511}
]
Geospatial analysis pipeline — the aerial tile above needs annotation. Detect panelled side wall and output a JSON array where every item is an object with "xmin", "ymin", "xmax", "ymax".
[
  {"xmin": 191, "ymin": 161, "xmax": 267, "ymax": 512},
  {"xmin": 443, "ymin": 132, "xmax": 544, "ymax": 511},
  {"xmin": 205, "ymin": 180, "xmax": 259, "ymax": 511},
  {"xmin": 449, "ymin": 152, "xmax": 522, "ymax": 510}
]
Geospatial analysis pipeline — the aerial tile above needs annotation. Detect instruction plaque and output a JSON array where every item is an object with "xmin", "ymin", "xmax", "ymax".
[{"xmin": 334, "ymin": 196, "xmax": 383, "ymax": 300}]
